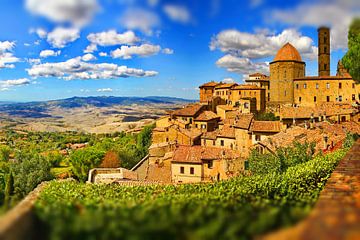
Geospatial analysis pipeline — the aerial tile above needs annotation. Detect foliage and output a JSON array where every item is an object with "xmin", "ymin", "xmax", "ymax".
[
  {"xmin": 254, "ymin": 112, "xmax": 280, "ymax": 121},
  {"xmin": 248, "ymin": 141, "xmax": 316, "ymax": 175},
  {"xmin": 4, "ymin": 172, "xmax": 14, "ymax": 209},
  {"xmin": 69, "ymin": 147, "xmax": 106, "ymax": 182},
  {"xmin": 35, "ymin": 149, "xmax": 347, "ymax": 240},
  {"xmin": 342, "ymin": 18, "xmax": 360, "ymax": 82},
  {"xmin": 343, "ymin": 132, "xmax": 359, "ymax": 148},
  {"xmin": 10, "ymin": 151, "xmax": 53, "ymax": 200}
]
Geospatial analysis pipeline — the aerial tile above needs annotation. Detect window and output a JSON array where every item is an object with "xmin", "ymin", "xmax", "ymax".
[
  {"xmin": 299, "ymin": 97, "xmax": 302, "ymax": 102},
  {"xmin": 255, "ymin": 135, "xmax": 261, "ymax": 141},
  {"xmin": 316, "ymin": 83, "xmax": 319, "ymax": 89},
  {"xmin": 296, "ymin": 84, "xmax": 299, "ymax": 89},
  {"xmin": 304, "ymin": 84, "xmax": 307, "ymax": 89},
  {"xmin": 352, "ymin": 94, "xmax": 356, "ymax": 100},
  {"xmin": 324, "ymin": 46, "xmax": 327, "ymax": 53},
  {"xmin": 284, "ymin": 90, "xmax": 287, "ymax": 96},
  {"xmin": 189, "ymin": 118, "xmax": 193, "ymax": 124},
  {"xmin": 195, "ymin": 124, "xmax": 198, "ymax": 128},
  {"xmin": 190, "ymin": 167, "xmax": 194, "ymax": 175},
  {"xmin": 324, "ymin": 64, "xmax": 327, "ymax": 70},
  {"xmin": 244, "ymin": 102, "xmax": 249, "ymax": 109},
  {"xmin": 220, "ymin": 140, "xmax": 224, "ymax": 146},
  {"xmin": 314, "ymin": 96, "xmax": 317, "ymax": 102},
  {"xmin": 353, "ymin": 83, "xmax": 355, "ymax": 89},
  {"xmin": 324, "ymin": 37, "xmax": 327, "ymax": 42},
  {"xmin": 202, "ymin": 124, "xmax": 206, "ymax": 129},
  {"xmin": 180, "ymin": 167, "xmax": 184, "ymax": 174},
  {"xmin": 327, "ymin": 96, "xmax": 330, "ymax": 102},
  {"xmin": 166, "ymin": 137, "xmax": 169, "ymax": 142},
  {"xmin": 326, "ymin": 83, "xmax": 330, "ymax": 89},
  {"xmin": 213, "ymin": 140, "xmax": 215, "ymax": 146},
  {"xmin": 207, "ymin": 161, "xmax": 213, "ymax": 169},
  {"xmin": 339, "ymin": 95, "xmax": 343, "ymax": 102},
  {"xmin": 339, "ymin": 83, "xmax": 342, "ymax": 89},
  {"xmin": 244, "ymin": 161, "xmax": 249, "ymax": 170}
]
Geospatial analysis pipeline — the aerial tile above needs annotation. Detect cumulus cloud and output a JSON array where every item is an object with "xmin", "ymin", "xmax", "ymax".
[
  {"xmin": 210, "ymin": 28, "xmax": 317, "ymax": 60},
  {"xmin": 216, "ymin": 55, "xmax": 269, "ymax": 75},
  {"xmin": 26, "ymin": 57, "xmax": 158, "ymax": 80},
  {"xmin": 82, "ymin": 53, "xmax": 97, "ymax": 61},
  {"xmin": 0, "ymin": 41, "xmax": 20, "ymax": 69},
  {"xmin": 47, "ymin": 27, "xmax": 80, "ymax": 48},
  {"xmin": 97, "ymin": 88, "xmax": 113, "ymax": 92},
  {"xmin": 84, "ymin": 43, "xmax": 98, "ymax": 53},
  {"xmin": 269, "ymin": 0, "xmax": 360, "ymax": 50},
  {"xmin": 111, "ymin": 44, "xmax": 161, "ymax": 59},
  {"xmin": 25, "ymin": 0, "xmax": 99, "ymax": 27},
  {"xmin": 30, "ymin": 27, "xmax": 47, "ymax": 38},
  {"xmin": 40, "ymin": 50, "xmax": 61, "ymax": 58},
  {"xmin": 221, "ymin": 77, "xmax": 235, "ymax": 83},
  {"xmin": 87, "ymin": 30, "xmax": 139, "ymax": 47},
  {"xmin": 162, "ymin": 48, "xmax": 174, "ymax": 54},
  {"xmin": 99, "ymin": 52, "xmax": 108, "ymax": 57},
  {"xmin": 163, "ymin": 4, "xmax": 191, "ymax": 23},
  {"xmin": 119, "ymin": 8, "xmax": 160, "ymax": 35},
  {"xmin": 27, "ymin": 58, "xmax": 41, "ymax": 65},
  {"xmin": 0, "ymin": 78, "xmax": 31, "ymax": 90}
]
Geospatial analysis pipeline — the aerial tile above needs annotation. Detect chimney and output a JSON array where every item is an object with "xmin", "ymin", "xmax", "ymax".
[{"xmin": 318, "ymin": 27, "xmax": 330, "ymax": 76}]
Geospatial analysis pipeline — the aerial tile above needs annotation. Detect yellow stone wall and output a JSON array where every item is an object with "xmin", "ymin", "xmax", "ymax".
[
  {"xmin": 215, "ymin": 137, "xmax": 236, "ymax": 150},
  {"xmin": 152, "ymin": 127, "xmax": 192, "ymax": 145},
  {"xmin": 234, "ymin": 128, "xmax": 253, "ymax": 157},
  {"xmin": 294, "ymin": 79, "xmax": 360, "ymax": 106},
  {"xmin": 269, "ymin": 61, "xmax": 305, "ymax": 103},
  {"xmin": 200, "ymin": 87, "xmax": 215, "ymax": 103},
  {"xmin": 230, "ymin": 89, "xmax": 265, "ymax": 112},
  {"xmin": 171, "ymin": 163, "xmax": 202, "ymax": 183}
]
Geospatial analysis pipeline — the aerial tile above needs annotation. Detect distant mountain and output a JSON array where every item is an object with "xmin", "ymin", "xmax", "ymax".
[{"xmin": 0, "ymin": 96, "xmax": 195, "ymax": 118}]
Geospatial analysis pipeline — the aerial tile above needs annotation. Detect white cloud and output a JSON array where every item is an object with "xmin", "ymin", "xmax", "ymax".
[
  {"xmin": 25, "ymin": 0, "xmax": 99, "ymax": 27},
  {"xmin": 97, "ymin": 88, "xmax": 113, "ymax": 92},
  {"xmin": 210, "ymin": 28, "xmax": 317, "ymax": 60},
  {"xmin": 0, "ymin": 78, "xmax": 31, "ymax": 91},
  {"xmin": 82, "ymin": 53, "xmax": 97, "ymax": 61},
  {"xmin": 99, "ymin": 52, "xmax": 108, "ymax": 57},
  {"xmin": 27, "ymin": 58, "xmax": 41, "ymax": 65},
  {"xmin": 111, "ymin": 44, "xmax": 161, "ymax": 59},
  {"xmin": 24, "ymin": 43, "xmax": 31, "ymax": 47},
  {"xmin": 163, "ymin": 4, "xmax": 191, "ymax": 23},
  {"xmin": 40, "ymin": 49, "xmax": 61, "ymax": 58},
  {"xmin": 30, "ymin": 27, "xmax": 47, "ymax": 38},
  {"xmin": 119, "ymin": 8, "xmax": 160, "ymax": 35},
  {"xmin": 87, "ymin": 30, "xmax": 139, "ymax": 47},
  {"xmin": 269, "ymin": 0, "xmax": 360, "ymax": 50},
  {"xmin": 26, "ymin": 57, "xmax": 158, "ymax": 80},
  {"xmin": 47, "ymin": 27, "xmax": 80, "ymax": 48},
  {"xmin": 0, "ymin": 41, "xmax": 20, "ymax": 69},
  {"xmin": 222, "ymin": 77, "xmax": 235, "ymax": 83},
  {"xmin": 162, "ymin": 48, "xmax": 174, "ymax": 54},
  {"xmin": 216, "ymin": 55, "xmax": 269, "ymax": 75},
  {"xmin": 84, "ymin": 43, "xmax": 98, "ymax": 53}
]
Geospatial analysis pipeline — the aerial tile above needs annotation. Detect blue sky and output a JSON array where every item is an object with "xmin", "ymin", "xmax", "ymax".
[{"xmin": 0, "ymin": 0, "xmax": 358, "ymax": 102}]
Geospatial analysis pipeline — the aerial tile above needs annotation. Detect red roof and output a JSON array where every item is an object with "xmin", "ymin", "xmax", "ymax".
[
  {"xmin": 199, "ymin": 81, "xmax": 219, "ymax": 88},
  {"xmin": 171, "ymin": 104, "xmax": 204, "ymax": 117},
  {"xmin": 273, "ymin": 43, "xmax": 303, "ymax": 62},
  {"xmin": 195, "ymin": 111, "xmax": 220, "ymax": 121},
  {"xmin": 250, "ymin": 121, "xmax": 281, "ymax": 133},
  {"xmin": 214, "ymin": 83, "xmax": 238, "ymax": 89},
  {"xmin": 172, "ymin": 145, "xmax": 240, "ymax": 163}
]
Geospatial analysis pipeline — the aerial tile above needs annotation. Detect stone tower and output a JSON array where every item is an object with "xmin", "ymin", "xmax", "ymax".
[
  {"xmin": 269, "ymin": 43, "xmax": 305, "ymax": 104},
  {"xmin": 318, "ymin": 27, "xmax": 330, "ymax": 76}
]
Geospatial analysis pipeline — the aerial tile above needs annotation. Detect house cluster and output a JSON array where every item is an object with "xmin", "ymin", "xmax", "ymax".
[{"xmin": 89, "ymin": 27, "xmax": 360, "ymax": 184}]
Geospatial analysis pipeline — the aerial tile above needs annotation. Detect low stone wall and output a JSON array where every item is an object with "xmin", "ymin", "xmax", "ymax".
[{"xmin": 0, "ymin": 182, "xmax": 48, "ymax": 240}]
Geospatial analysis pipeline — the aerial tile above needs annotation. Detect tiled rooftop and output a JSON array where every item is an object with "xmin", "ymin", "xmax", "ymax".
[
  {"xmin": 171, "ymin": 104, "xmax": 204, "ymax": 117},
  {"xmin": 250, "ymin": 121, "xmax": 281, "ymax": 133},
  {"xmin": 195, "ymin": 111, "xmax": 220, "ymax": 121}
]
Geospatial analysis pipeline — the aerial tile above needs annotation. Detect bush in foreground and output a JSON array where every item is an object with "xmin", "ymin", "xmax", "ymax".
[{"xmin": 35, "ymin": 148, "xmax": 347, "ymax": 240}]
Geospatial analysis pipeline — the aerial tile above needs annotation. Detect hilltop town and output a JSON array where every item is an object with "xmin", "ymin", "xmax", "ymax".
[{"xmin": 88, "ymin": 27, "xmax": 360, "ymax": 184}]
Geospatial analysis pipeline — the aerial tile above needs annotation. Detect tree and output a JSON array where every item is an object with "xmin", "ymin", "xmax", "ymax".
[
  {"xmin": 342, "ymin": 18, "xmax": 360, "ymax": 82},
  {"xmin": 69, "ymin": 147, "xmax": 105, "ymax": 182},
  {"xmin": 136, "ymin": 124, "xmax": 155, "ymax": 159},
  {"xmin": 4, "ymin": 172, "xmax": 14, "ymax": 209}
]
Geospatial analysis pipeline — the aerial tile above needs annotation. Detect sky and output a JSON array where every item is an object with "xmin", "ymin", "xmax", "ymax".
[{"xmin": 0, "ymin": 0, "xmax": 359, "ymax": 102}]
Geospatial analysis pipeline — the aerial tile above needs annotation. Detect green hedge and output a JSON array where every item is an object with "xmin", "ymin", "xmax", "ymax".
[{"xmin": 35, "ymin": 149, "xmax": 347, "ymax": 240}]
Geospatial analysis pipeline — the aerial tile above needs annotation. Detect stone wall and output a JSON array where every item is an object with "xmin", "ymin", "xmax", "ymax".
[{"xmin": 0, "ymin": 182, "xmax": 48, "ymax": 240}]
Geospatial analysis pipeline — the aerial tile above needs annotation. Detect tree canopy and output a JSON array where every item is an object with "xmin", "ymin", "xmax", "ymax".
[{"xmin": 342, "ymin": 18, "xmax": 360, "ymax": 82}]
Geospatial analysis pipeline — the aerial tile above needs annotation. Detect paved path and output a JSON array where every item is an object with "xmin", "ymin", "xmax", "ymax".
[{"xmin": 263, "ymin": 139, "xmax": 360, "ymax": 240}]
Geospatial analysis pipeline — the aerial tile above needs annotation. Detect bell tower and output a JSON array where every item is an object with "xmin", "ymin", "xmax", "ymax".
[{"xmin": 318, "ymin": 27, "xmax": 330, "ymax": 76}]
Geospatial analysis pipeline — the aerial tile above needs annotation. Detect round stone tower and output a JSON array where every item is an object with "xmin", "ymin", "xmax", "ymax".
[
  {"xmin": 269, "ymin": 42, "xmax": 305, "ymax": 104},
  {"xmin": 318, "ymin": 27, "xmax": 330, "ymax": 76}
]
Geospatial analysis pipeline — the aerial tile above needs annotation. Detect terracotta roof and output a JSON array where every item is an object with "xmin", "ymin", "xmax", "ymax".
[
  {"xmin": 201, "ymin": 131, "xmax": 218, "ymax": 140},
  {"xmin": 214, "ymin": 83, "xmax": 238, "ymax": 89},
  {"xmin": 250, "ymin": 121, "xmax": 281, "ymax": 133},
  {"xmin": 199, "ymin": 81, "xmax": 219, "ymax": 88},
  {"xmin": 195, "ymin": 111, "xmax": 220, "ymax": 121},
  {"xmin": 172, "ymin": 145, "xmax": 240, "ymax": 163},
  {"xmin": 273, "ymin": 43, "xmax": 303, "ymax": 62},
  {"xmin": 233, "ymin": 84, "xmax": 264, "ymax": 90},
  {"xmin": 171, "ymin": 104, "xmax": 204, "ymax": 117},
  {"xmin": 217, "ymin": 105, "xmax": 235, "ymax": 111},
  {"xmin": 170, "ymin": 125, "xmax": 203, "ymax": 140},
  {"xmin": 249, "ymin": 73, "xmax": 268, "ymax": 77},
  {"xmin": 257, "ymin": 122, "xmax": 349, "ymax": 153},
  {"xmin": 233, "ymin": 113, "xmax": 254, "ymax": 129},
  {"xmin": 217, "ymin": 125, "xmax": 236, "ymax": 138}
]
